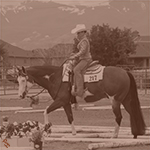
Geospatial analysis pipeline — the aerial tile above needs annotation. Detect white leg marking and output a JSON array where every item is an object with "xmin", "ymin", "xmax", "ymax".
[
  {"xmin": 44, "ymin": 107, "xmax": 49, "ymax": 125},
  {"xmin": 112, "ymin": 124, "xmax": 120, "ymax": 138},
  {"xmin": 106, "ymin": 94, "xmax": 120, "ymax": 138},
  {"xmin": 71, "ymin": 121, "xmax": 76, "ymax": 135}
]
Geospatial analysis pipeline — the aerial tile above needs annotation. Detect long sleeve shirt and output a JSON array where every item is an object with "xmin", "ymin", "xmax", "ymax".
[{"xmin": 73, "ymin": 37, "xmax": 92, "ymax": 60}]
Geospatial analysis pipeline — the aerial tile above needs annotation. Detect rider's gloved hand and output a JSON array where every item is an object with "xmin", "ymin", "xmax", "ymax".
[{"xmin": 69, "ymin": 55, "xmax": 76, "ymax": 60}]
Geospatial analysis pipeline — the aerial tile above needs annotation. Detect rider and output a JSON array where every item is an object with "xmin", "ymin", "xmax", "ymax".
[{"xmin": 69, "ymin": 24, "xmax": 92, "ymax": 98}]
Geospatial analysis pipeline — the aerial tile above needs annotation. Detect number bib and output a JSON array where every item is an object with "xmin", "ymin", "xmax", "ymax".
[{"xmin": 84, "ymin": 66, "xmax": 105, "ymax": 83}]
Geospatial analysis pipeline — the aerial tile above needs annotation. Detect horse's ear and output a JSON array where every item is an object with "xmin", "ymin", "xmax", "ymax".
[
  {"xmin": 22, "ymin": 66, "xmax": 26, "ymax": 75},
  {"xmin": 16, "ymin": 66, "xmax": 22, "ymax": 75},
  {"xmin": 16, "ymin": 66, "xmax": 21, "ymax": 72}
]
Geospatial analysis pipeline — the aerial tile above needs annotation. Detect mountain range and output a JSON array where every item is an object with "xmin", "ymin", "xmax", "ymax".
[{"xmin": 0, "ymin": 0, "xmax": 149, "ymax": 50}]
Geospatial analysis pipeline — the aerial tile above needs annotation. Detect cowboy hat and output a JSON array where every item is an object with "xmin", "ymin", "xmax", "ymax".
[{"xmin": 71, "ymin": 24, "xmax": 87, "ymax": 34}]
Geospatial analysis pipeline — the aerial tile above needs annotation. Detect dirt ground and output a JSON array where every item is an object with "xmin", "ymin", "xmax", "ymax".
[{"xmin": 0, "ymin": 94, "xmax": 150, "ymax": 150}]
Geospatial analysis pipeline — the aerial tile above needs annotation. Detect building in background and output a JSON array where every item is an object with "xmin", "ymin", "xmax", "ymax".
[
  {"xmin": 1, "ymin": 36, "xmax": 150, "ymax": 68},
  {"xmin": 129, "ymin": 36, "xmax": 150, "ymax": 68},
  {"xmin": 0, "ymin": 39, "xmax": 44, "ymax": 67}
]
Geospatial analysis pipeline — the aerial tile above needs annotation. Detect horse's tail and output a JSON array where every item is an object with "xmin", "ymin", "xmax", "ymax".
[{"xmin": 127, "ymin": 72, "xmax": 146, "ymax": 137}]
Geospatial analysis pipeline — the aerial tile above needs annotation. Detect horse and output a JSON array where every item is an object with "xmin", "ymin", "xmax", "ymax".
[{"xmin": 16, "ymin": 62, "xmax": 145, "ymax": 139}]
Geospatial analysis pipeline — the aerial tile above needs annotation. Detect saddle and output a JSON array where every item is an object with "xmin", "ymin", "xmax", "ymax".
[
  {"xmin": 62, "ymin": 60, "xmax": 105, "ymax": 83},
  {"xmin": 87, "ymin": 60, "xmax": 99, "ymax": 69}
]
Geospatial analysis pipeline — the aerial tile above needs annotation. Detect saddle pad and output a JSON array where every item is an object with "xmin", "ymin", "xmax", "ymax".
[{"xmin": 62, "ymin": 64, "xmax": 105, "ymax": 83}]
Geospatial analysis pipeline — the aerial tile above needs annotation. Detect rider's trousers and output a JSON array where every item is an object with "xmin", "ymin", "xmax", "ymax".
[{"xmin": 73, "ymin": 59, "xmax": 92, "ymax": 97}]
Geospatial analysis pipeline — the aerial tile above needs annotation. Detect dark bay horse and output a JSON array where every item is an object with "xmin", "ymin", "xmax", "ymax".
[{"xmin": 17, "ymin": 64, "xmax": 145, "ymax": 138}]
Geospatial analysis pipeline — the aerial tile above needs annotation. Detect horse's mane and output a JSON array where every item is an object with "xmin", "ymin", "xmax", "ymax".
[{"xmin": 26, "ymin": 65, "xmax": 60, "ymax": 77}]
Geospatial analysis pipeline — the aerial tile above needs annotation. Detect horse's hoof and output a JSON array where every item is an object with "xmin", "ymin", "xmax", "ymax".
[{"xmin": 133, "ymin": 135, "xmax": 137, "ymax": 139}]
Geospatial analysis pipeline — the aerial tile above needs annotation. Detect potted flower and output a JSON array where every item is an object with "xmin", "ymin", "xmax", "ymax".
[{"xmin": 29, "ymin": 127, "xmax": 43, "ymax": 150}]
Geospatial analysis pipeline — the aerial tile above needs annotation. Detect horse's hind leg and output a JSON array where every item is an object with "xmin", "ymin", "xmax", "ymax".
[
  {"xmin": 111, "ymin": 99, "xmax": 122, "ymax": 138},
  {"xmin": 122, "ymin": 97, "xmax": 137, "ymax": 139},
  {"xmin": 63, "ymin": 103, "xmax": 76, "ymax": 135}
]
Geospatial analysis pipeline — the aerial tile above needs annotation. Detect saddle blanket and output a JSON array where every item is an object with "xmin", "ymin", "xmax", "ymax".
[{"xmin": 62, "ymin": 64, "xmax": 105, "ymax": 83}]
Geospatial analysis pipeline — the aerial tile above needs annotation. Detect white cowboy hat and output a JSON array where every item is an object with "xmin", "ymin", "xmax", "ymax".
[{"xmin": 71, "ymin": 24, "xmax": 87, "ymax": 34}]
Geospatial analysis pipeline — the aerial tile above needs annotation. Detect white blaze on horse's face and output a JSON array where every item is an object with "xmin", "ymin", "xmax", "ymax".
[{"xmin": 17, "ymin": 75, "xmax": 33, "ymax": 99}]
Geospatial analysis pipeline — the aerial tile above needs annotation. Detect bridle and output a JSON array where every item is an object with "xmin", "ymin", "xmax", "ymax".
[
  {"xmin": 21, "ymin": 75, "xmax": 34, "ymax": 97},
  {"xmin": 18, "ymin": 59, "xmax": 72, "ymax": 105},
  {"xmin": 19, "ymin": 74, "xmax": 45, "ymax": 105}
]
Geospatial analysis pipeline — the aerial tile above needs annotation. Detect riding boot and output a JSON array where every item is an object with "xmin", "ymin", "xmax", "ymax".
[
  {"xmin": 72, "ymin": 73, "xmax": 84, "ymax": 97},
  {"xmin": 76, "ymin": 73, "xmax": 84, "ymax": 97}
]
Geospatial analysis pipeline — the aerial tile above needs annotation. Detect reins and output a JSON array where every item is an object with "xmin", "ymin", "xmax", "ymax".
[
  {"xmin": 27, "ymin": 59, "xmax": 70, "ymax": 103},
  {"xmin": 23, "ymin": 76, "xmax": 47, "ymax": 104},
  {"xmin": 26, "ymin": 88, "xmax": 45, "ymax": 99},
  {"xmin": 60, "ymin": 59, "xmax": 69, "ymax": 67},
  {"xmin": 51, "ymin": 59, "xmax": 70, "ymax": 100}
]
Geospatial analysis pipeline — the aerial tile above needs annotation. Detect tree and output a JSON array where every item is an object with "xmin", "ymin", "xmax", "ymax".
[
  {"xmin": 0, "ymin": 42, "xmax": 9, "ymax": 79},
  {"xmin": 33, "ymin": 43, "xmax": 73, "ymax": 66},
  {"xmin": 89, "ymin": 24, "xmax": 139, "ymax": 66},
  {"xmin": 0, "ymin": 42, "xmax": 10, "ymax": 66},
  {"xmin": 0, "ymin": 43, "xmax": 7, "ymax": 63}
]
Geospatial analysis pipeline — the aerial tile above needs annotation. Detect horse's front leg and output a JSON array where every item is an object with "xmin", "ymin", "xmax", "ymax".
[
  {"xmin": 43, "ymin": 100, "xmax": 64, "ymax": 125},
  {"xmin": 44, "ymin": 106, "xmax": 49, "ymax": 125},
  {"xmin": 63, "ymin": 103, "xmax": 76, "ymax": 135}
]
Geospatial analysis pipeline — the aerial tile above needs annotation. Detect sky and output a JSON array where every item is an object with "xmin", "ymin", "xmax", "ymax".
[{"xmin": 1, "ymin": 0, "xmax": 111, "ymax": 7}]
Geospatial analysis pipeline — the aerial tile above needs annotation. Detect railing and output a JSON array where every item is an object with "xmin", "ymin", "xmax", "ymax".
[
  {"xmin": 0, "ymin": 66, "xmax": 43, "ymax": 95},
  {"xmin": 131, "ymin": 68, "xmax": 150, "ymax": 94},
  {"xmin": 0, "ymin": 79, "xmax": 43, "ymax": 95},
  {"xmin": 118, "ymin": 65, "xmax": 150, "ymax": 94}
]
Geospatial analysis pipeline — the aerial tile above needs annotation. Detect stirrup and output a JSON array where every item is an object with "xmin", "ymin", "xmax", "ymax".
[{"xmin": 71, "ymin": 85, "xmax": 76, "ymax": 95}]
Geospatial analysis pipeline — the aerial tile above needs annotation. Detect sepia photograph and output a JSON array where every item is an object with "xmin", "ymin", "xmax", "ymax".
[{"xmin": 0, "ymin": 0, "xmax": 150, "ymax": 150}]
